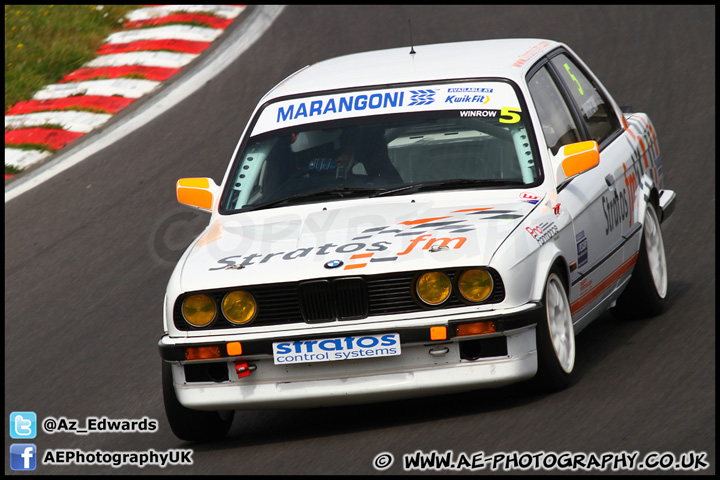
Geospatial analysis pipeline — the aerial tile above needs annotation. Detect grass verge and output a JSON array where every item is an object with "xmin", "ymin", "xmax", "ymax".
[{"xmin": 5, "ymin": 4, "xmax": 137, "ymax": 112}]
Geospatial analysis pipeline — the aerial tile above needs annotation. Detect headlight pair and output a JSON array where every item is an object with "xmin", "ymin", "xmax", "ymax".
[
  {"xmin": 415, "ymin": 269, "xmax": 493, "ymax": 306},
  {"xmin": 182, "ymin": 290, "xmax": 256, "ymax": 328}
]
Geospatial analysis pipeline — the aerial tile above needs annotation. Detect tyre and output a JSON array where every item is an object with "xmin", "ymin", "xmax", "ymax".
[
  {"xmin": 613, "ymin": 203, "xmax": 667, "ymax": 319},
  {"xmin": 533, "ymin": 269, "xmax": 576, "ymax": 392},
  {"xmin": 162, "ymin": 361, "xmax": 234, "ymax": 441}
]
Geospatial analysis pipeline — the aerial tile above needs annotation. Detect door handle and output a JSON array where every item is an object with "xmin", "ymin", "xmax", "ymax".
[{"xmin": 605, "ymin": 174, "xmax": 615, "ymax": 188}]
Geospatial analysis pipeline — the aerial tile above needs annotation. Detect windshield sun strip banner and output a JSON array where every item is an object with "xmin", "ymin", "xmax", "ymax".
[{"xmin": 252, "ymin": 82, "xmax": 521, "ymax": 136}]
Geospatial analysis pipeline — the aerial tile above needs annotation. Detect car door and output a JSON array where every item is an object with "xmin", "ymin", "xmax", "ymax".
[
  {"xmin": 527, "ymin": 58, "xmax": 625, "ymax": 329},
  {"xmin": 546, "ymin": 52, "xmax": 637, "ymax": 325}
]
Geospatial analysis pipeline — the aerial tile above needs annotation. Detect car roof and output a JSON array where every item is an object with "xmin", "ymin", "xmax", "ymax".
[{"xmin": 263, "ymin": 38, "xmax": 562, "ymax": 102}]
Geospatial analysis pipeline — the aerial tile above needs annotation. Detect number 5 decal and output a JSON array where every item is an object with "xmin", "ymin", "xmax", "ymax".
[
  {"xmin": 499, "ymin": 107, "xmax": 521, "ymax": 124},
  {"xmin": 563, "ymin": 63, "xmax": 584, "ymax": 96}
]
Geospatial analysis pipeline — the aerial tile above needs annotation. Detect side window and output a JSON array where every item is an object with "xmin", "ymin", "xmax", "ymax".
[
  {"xmin": 528, "ymin": 66, "xmax": 581, "ymax": 155},
  {"xmin": 550, "ymin": 53, "xmax": 620, "ymax": 145}
]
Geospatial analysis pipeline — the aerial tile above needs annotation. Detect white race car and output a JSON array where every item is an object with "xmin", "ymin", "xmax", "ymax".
[{"xmin": 159, "ymin": 38, "xmax": 676, "ymax": 440}]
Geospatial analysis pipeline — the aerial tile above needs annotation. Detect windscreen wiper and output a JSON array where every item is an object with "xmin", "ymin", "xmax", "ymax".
[
  {"xmin": 373, "ymin": 179, "xmax": 527, "ymax": 197},
  {"xmin": 244, "ymin": 187, "xmax": 382, "ymax": 211}
]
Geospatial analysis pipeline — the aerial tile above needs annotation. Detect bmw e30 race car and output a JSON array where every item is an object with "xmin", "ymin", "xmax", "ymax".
[{"xmin": 159, "ymin": 38, "xmax": 676, "ymax": 441}]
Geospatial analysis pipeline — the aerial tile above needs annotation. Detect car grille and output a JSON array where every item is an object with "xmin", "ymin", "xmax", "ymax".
[
  {"xmin": 297, "ymin": 277, "xmax": 369, "ymax": 322},
  {"xmin": 173, "ymin": 268, "xmax": 505, "ymax": 331}
]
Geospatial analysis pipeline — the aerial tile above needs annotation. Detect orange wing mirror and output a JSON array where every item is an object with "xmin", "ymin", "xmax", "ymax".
[
  {"xmin": 176, "ymin": 178, "xmax": 219, "ymax": 212},
  {"xmin": 555, "ymin": 140, "xmax": 599, "ymax": 186}
]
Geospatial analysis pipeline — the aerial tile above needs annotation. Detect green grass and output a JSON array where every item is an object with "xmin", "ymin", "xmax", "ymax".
[
  {"xmin": 5, "ymin": 142, "xmax": 57, "ymax": 153},
  {"xmin": 7, "ymin": 122, "xmax": 66, "ymax": 130},
  {"xmin": 5, "ymin": 4, "xmax": 137, "ymax": 112}
]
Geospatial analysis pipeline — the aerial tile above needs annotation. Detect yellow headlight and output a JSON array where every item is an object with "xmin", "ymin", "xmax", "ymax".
[
  {"xmin": 182, "ymin": 294, "xmax": 216, "ymax": 327},
  {"xmin": 416, "ymin": 271, "xmax": 452, "ymax": 305},
  {"xmin": 457, "ymin": 269, "xmax": 493, "ymax": 303},
  {"xmin": 222, "ymin": 290, "xmax": 257, "ymax": 325}
]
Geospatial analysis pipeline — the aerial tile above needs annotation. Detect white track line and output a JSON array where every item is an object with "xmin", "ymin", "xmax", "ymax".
[
  {"xmin": 86, "ymin": 52, "xmax": 198, "ymax": 69},
  {"xmin": 33, "ymin": 79, "xmax": 161, "ymax": 100},
  {"xmin": 125, "ymin": 5, "xmax": 245, "ymax": 21},
  {"xmin": 5, "ymin": 111, "xmax": 113, "ymax": 133},
  {"xmin": 106, "ymin": 25, "xmax": 224, "ymax": 44},
  {"xmin": 85, "ymin": 52, "xmax": 197, "ymax": 68},
  {"xmin": 5, "ymin": 149, "xmax": 53, "ymax": 170}
]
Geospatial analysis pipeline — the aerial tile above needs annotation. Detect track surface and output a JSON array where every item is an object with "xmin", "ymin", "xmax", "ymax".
[{"xmin": 5, "ymin": 5, "xmax": 714, "ymax": 475}]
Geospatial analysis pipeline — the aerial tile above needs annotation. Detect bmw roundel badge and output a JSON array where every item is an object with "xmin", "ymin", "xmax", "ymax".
[{"xmin": 324, "ymin": 260, "xmax": 344, "ymax": 269}]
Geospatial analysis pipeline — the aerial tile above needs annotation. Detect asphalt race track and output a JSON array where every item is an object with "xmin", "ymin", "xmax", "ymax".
[{"xmin": 5, "ymin": 5, "xmax": 715, "ymax": 475}]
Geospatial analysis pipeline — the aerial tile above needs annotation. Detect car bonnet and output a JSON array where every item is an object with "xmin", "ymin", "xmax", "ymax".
[{"xmin": 176, "ymin": 191, "xmax": 540, "ymax": 293}]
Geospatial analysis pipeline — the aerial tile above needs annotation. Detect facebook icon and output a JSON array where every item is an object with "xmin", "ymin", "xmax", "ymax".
[{"xmin": 10, "ymin": 444, "xmax": 37, "ymax": 471}]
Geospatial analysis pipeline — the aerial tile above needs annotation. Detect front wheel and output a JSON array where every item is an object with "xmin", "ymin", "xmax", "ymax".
[
  {"xmin": 613, "ymin": 204, "xmax": 667, "ymax": 319},
  {"xmin": 533, "ymin": 270, "xmax": 576, "ymax": 392},
  {"xmin": 162, "ymin": 361, "xmax": 234, "ymax": 441}
]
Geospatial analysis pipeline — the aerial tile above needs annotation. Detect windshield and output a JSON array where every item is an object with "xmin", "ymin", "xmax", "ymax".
[{"xmin": 221, "ymin": 81, "xmax": 541, "ymax": 212}]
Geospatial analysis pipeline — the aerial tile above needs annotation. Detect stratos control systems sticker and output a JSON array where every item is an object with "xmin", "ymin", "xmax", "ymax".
[{"xmin": 272, "ymin": 333, "xmax": 400, "ymax": 364}]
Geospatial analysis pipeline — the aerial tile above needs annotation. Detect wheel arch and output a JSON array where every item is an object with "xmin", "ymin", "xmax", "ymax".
[
  {"xmin": 550, "ymin": 256, "xmax": 570, "ymax": 294},
  {"xmin": 633, "ymin": 172, "xmax": 661, "ymax": 230},
  {"xmin": 530, "ymin": 244, "xmax": 572, "ymax": 303}
]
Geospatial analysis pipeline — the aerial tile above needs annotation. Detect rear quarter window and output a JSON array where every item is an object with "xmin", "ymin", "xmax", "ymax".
[{"xmin": 549, "ymin": 53, "xmax": 621, "ymax": 146}]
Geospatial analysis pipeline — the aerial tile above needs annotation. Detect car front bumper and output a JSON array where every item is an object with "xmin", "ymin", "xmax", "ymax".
[
  {"xmin": 658, "ymin": 188, "xmax": 676, "ymax": 228},
  {"xmin": 160, "ymin": 303, "xmax": 543, "ymax": 410}
]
